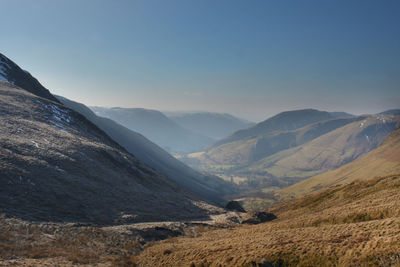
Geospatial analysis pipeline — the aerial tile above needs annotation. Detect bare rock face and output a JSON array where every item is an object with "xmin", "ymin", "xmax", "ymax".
[
  {"xmin": 225, "ymin": 201, "xmax": 246, "ymax": 213},
  {"xmin": 241, "ymin": 212, "xmax": 277, "ymax": 224}
]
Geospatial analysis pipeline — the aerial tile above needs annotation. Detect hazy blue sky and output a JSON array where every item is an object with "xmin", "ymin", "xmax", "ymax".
[{"xmin": 1, "ymin": 0, "xmax": 399, "ymax": 121}]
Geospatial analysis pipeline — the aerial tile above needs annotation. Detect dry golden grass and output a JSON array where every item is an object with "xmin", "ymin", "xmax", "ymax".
[
  {"xmin": 0, "ymin": 217, "xmax": 143, "ymax": 266},
  {"xmin": 277, "ymin": 127, "xmax": 400, "ymax": 201},
  {"xmin": 133, "ymin": 175, "xmax": 400, "ymax": 266}
]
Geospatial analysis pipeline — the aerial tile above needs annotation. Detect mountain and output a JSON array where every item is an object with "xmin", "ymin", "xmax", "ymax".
[
  {"xmin": 187, "ymin": 110, "xmax": 399, "ymax": 191},
  {"xmin": 329, "ymin": 111, "xmax": 353, "ymax": 117},
  {"xmin": 0, "ymin": 53, "xmax": 58, "ymax": 102},
  {"xmin": 0, "ymin": 54, "xmax": 223, "ymax": 224},
  {"xmin": 380, "ymin": 109, "xmax": 400, "ymax": 115},
  {"xmin": 276, "ymin": 126, "xmax": 400, "ymax": 200},
  {"xmin": 200, "ymin": 116, "xmax": 366, "ymax": 167},
  {"xmin": 243, "ymin": 114, "xmax": 399, "ymax": 181},
  {"xmin": 90, "ymin": 107, "xmax": 213, "ymax": 153},
  {"xmin": 212, "ymin": 109, "xmax": 334, "ymax": 148},
  {"xmin": 59, "ymin": 97, "xmax": 237, "ymax": 203},
  {"xmin": 165, "ymin": 111, "xmax": 254, "ymax": 140}
]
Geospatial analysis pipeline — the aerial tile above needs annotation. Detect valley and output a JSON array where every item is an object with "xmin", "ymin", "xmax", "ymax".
[{"xmin": 1, "ymin": 4, "xmax": 400, "ymax": 264}]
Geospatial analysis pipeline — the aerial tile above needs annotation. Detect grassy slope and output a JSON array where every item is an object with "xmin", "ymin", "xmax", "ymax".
[
  {"xmin": 212, "ymin": 109, "xmax": 334, "ymax": 148},
  {"xmin": 276, "ymin": 127, "xmax": 400, "ymax": 201},
  {"xmin": 203, "ymin": 116, "xmax": 365, "ymax": 167},
  {"xmin": 244, "ymin": 115, "xmax": 399, "ymax": 180},
  {"xmin": 133, "ymin": 174, "xmax": 400, "ymax": 266}
]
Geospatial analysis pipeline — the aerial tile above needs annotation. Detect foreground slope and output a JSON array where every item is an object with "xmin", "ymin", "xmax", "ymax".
[
  {"xmin": 165, "ymin": 111, "xmax": 254, "ymax": 140},
  {"xmin": 58, "ymin": 96, "xmax": 237, "ymax": 203},
  {"xmin": 134, "ymin": 174, "xmax": 400, "ymax": 266},
  {"xmin": 277, "ymin": 126, "xmax": 400, "ymax": 200},
  {"xmin": 0, "ymin": 82, "xmax": 221, "ymax": 224},
  {"xmin": 91, "ymin": 107, "xmax": 213, "ymax": 153}
]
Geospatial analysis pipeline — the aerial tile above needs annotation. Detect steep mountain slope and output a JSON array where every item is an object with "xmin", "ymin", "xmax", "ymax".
[
  {"xmin": 165, "ymin": 112, "xmax": 254, "ymax": 140},
  {"xmin": 0, "ymin": 53, "xmax": 58, "ymax": 102},
  {"xmin": 245, "ymin": 115, "xmax": 399, "ymax": 181},
  {"xmin": 134, "ymin": 174, "xmax": 400, "ymax": 266},
  {"xmin": 90, "ymin": 107, "xmax": 213, "ymax": 153},
  {"xmin": 58, "ymin": 96, "xmax": 236, "ymax": 203},
  {"xmin": 212, "ymin": 109, "xmax": 334, "ymax": 148},
  {"xmin": 0, "ymin": 82, "xmax": 223, "ymax": 224},
  {"xmin": 277, "ymin": 126, "xmax": 400, "ymax": 200}
]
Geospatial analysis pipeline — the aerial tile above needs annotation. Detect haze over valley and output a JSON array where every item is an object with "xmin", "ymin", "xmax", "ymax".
[{"xmin": 1, "ymin": 1, "xmax": 400, "ymax": 266}]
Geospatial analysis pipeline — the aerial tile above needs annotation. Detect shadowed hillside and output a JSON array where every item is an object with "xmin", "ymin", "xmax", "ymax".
[
  {"xmin": 58, "ymin": 96, "xmax": 237, "ymax": 203},
  {"xmin": 0, "ymin": 82, "xmax": 224, "ymax": 224},
  {"xmin": 91, "ymin": 107, "xmax": 213, "ymax": 153}
]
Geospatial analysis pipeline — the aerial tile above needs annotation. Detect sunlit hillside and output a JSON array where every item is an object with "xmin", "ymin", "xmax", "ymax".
[
  {"xmin": 133, "ymin": 174, "xmax": 400, "ymax": 266},
  {"xmin": 277, "ymin": 126, "xmax": 400, "ymax": 201}
]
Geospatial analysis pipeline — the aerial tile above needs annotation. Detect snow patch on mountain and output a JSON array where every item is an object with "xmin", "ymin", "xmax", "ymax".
[{"xmin": 0, "ymin": 56, "xmax": 11, "ymax": 83}]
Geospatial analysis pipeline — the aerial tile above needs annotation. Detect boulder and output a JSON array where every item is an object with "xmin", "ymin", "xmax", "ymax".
[
  {"xmin": 241, "ymin": 212, "xmax": 277, "ymax": 224},
  {"xmin": 225, "ymin": 201, "xmax": 246, "ymax": 212}
]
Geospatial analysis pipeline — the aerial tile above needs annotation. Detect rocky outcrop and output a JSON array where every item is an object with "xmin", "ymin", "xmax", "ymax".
[
  {"xmin": 225, "ymin": 201, "xmax": 246, "ymax": 212},
  {"xmin": 241, "ymin": 212, "xmax": 277, "ymax": 224}
]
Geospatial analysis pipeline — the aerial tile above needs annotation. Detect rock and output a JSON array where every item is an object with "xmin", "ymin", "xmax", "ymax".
[
  {"xmin": 225, "ymin": 201, "xmax": 246, "ymax": 212},
  {"xmin": 241, "ymin": 212, "xmax": 277, "ymax": 224}
]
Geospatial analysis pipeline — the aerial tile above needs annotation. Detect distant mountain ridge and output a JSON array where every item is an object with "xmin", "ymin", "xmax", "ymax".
[
  {"xmin": 91, "ymin": 107, "xmax": 214, "ymax": 153},
  {"xmin": 187, "ymin": 108, "xmax": 399, "ymax": 189},
  {"xmin": 212, "ymin": 109, "xmax": 334, "ymax": 148},
  {"xmin": 165, "ymin": 111, "xmax": 254, "ymax": 140}
]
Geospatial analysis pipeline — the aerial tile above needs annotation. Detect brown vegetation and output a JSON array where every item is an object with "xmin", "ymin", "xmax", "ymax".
[
  {"xmin": 0, "ymin": 217, "xmax": 142, "ymax": 266},
  {"xmin": 133, "ymin": 175, "xmax": 400, "ymax": 266},
  {"xmin": 277, "ymin": 127, "xmax": 400, "ymax": 201}
]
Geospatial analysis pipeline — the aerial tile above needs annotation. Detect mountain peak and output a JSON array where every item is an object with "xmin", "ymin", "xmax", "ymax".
[{"xmin": 0, "ymin": 53, "xmax": 59, "ymax": 102}]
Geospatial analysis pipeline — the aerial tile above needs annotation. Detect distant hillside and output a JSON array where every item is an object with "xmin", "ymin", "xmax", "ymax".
[
  {"xmin": 91, "ymin": 107, "xmax": 213, "ymax": 153},
  {"xmin": 186, "ymin": 111, "xmax": 399, "ymax": 192},
  {"xmin": 277, "ymin": 126, "xmax": 400, "ymax": 200},
  {"xmin": 0, "ymin": 82, "xmax": 222, "ymax": 224},
  {"xmin": 201, "ymin": 116, "xmax": 365, "ymax": 166},
  {"xmin": 212, "ymin": 109, "xmax": 334, "ymax": 148},
  {"xmin": 329, "ymin": 111, "xmax": 353, "ymax": 117},
  {"xmin": 60, "ymin": 97, "xmax": 237, "ymax": 203},
  {"xmin": 244, "ymin": 115, "xmax": 399, "ymax": 181},
  {"xmin": 165, "ymin": 111, "xmax": 254, "ymax": 140},
  {"xmin": 380, "ymin": 109, "xmax": 400, "ymax": 115}
]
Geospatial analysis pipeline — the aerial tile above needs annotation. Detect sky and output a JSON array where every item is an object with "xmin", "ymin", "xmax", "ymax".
[{"xmin": 0, "ymin": 0, "xmax": 399, "ymax": 122}]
